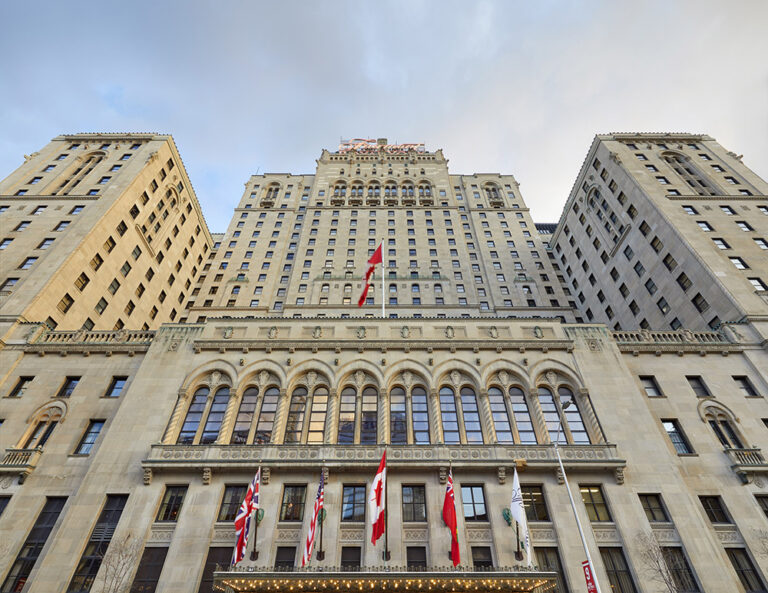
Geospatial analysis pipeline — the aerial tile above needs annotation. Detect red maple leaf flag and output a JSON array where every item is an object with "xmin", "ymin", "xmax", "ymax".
[
  {"xmin": 368, "ymin": 450, "xmax": 387, "ymax": 544},
  {"xmin": 442, "ymin": 468, "xmax": 460, "ymax": 566},
  {"xmin": 357, "ymin": 243, "xmax": 383, "ymax": 307}
]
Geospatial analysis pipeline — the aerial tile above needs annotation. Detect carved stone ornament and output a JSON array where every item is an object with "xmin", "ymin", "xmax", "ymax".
[
  {"xmin": 439, "ymin": 466, "xmax": 448, "ymax": 484},
  {"xmin": 143, "ymin": 468, "xmax": 152, "ymax": 485},
  {"xmin": 306, "ymin": 371, "xmax": 318, "ymax": 389},
  {"xmin": 223, "ymin": 326, "xmax": 233, "ymax": 339},
  {"xmin": 545, "ymin": 371, "xmax": 557, "ymax": 387},
  {"xmin": 497, "ymin": 466, "xmax": 506, "ymax": 484},
  {"xmin": 614, "ymin": 467, "xmax": 625, "ymax": 485},
  {"xmin": 261, "ymin": 467, "xmax": 271, "ymax": 484},
  {"xmin": 168, "ymin": 339, "xmax": 179, "ymax": 352},
  {"xmin": 489, "ymin": 326, "xmax": 499, "ymax": 339},
  {"xmin": 268, "ymin": 326, "xmax": 278, "ymax": 339},
  {"xmin": 402, "ymin": 371, "xmax": 413, "ymax": 389},
  {"xmin": 210, "ymin": 371, "xmax": 222, "ymax": 387},
  {"xmin": 400, "ymin": 326, "xmax": 410, "ymax": 339},
  {"xmin": 445, "ymin": 326, "xmax": 455, "ymax": 339},
  {"xmin": 356, "ymin": 326, "xmax": 366, "ymax": 340},
  {"xmin": 259, "ymin": 370, "xmax": 270, "ymax": 387},
  {"xmin": 533, "ymin": 326, "xmax": 543, "ymax": 339},
  {"xmin": 497, "ymin": 370, "xmax": 509, "ymax": 387},
  {"xmin": 587, "ymin": 338, "xmax": 602, "ymax": 352},
  {"xmin": 312, "ymin": 326, "xmax": 323, "ymax": 339},
  {"xmin": 354, "ymin": 370, "xmax": 365, "ymax": 388},
  {"xmin": 202, "ymin": 467, "xmax": 211, "ymax": 485},
  {"xmin": 450, "ymin": 370, "xmax": 461, "ymax": 388}
]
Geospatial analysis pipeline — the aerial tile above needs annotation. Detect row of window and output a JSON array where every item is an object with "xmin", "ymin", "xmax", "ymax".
[
  {"xmin": 639, "ymin": 374, "xmax": 760, "ymax": 398},
  {"xmin": 5, "ymin": 375, "xmax": 127, "ymax": 399},
  {"xmin": 176, "ymin": 383, "xmax": 593, "ymax": 446}
]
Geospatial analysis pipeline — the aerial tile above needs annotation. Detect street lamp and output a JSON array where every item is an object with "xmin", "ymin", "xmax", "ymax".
[{"xmin": 553, "ymin": 398, "xmax": 603, "ymax": 593}]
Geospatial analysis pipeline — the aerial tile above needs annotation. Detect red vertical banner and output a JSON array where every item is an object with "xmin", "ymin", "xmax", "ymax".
[{"xmin": 582, "ymin": 560, "xmax": 598, "ymax": 593}]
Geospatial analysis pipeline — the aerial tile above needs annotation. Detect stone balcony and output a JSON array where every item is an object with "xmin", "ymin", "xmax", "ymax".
[
  {"xmin": 24, "ymin": 328, "xmax": 155, "ymax": 355},
  {"xmin": 611, "ymin": 328, "xmax": 739, "ymax": 355},
  {"xmin": 725, "ymin": 447, "xmax": 768, "ymax": 484},
  {"xmin": 1, "ymin": 448, "xmax": 42, "ymax": 483},
  {"xmin": 259, "ymin": 198, "xmax": 274, "ymax": 208},
  {"xmin": 142, "ymin": 443, "xmax": 626, "ymax": 484},
  {"xmin": 214, "ymin": 567, "xmax": 557, "ymax": 593},
  {"xmin": 384, "ymin": 196, "xmax": 398, "ymax": 206}
]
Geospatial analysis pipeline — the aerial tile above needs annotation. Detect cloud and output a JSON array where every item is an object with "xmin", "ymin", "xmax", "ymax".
[{"xmin": 1, "ymin": 0, "xmax": 766, "ymax": 230}]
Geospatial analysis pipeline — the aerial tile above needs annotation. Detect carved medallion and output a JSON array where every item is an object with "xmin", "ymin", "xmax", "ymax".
[
  {"xmin": 445, "ymin": 326, "xmax": 455, "ymax": 339},
  {"xmin": 489, "ymin": 326, "xmax": 499, "ymax": 339},
  {"xmin": 312, "ymin": 326, "xmax": 323, "ymax": 339},
  {"xmin": 450, "ymin": 370, "xmax": 461, "ymax": 387},
  {"xmin": 268, "ymin": 326, "xmax": 278, "ymax": 339},
  {"xmin": 401, "ymin": 326, "xmax": 410, "ymax": 339},
  {"xmin": 356, "ymin": 326, "xmax": 366, "ymax": 339},
  {"xmin": 223, "ymin": 326, "xmax": 233, "ymax": 339}
]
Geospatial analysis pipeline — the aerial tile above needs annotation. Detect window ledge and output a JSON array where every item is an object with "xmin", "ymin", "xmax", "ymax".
[{"xmin": 677, "ymin": 453, "xmax": 699, "ymax": 457}]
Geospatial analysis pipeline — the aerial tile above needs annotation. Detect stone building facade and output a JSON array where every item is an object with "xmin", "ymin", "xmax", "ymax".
[{"xmin": 0, "ymin": 136, "xmax": 767, "ymax": 593}]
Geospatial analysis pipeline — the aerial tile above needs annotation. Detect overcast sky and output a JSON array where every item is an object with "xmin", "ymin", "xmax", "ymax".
[{"xmin": 1, "ymin": 0, "xmax": 766, "ymax": 231}]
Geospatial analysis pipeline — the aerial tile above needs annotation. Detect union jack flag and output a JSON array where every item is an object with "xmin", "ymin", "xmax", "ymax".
[
  {"xmin": 232, "ymin": 468, "xmax": 260, "ymax": 566},
  {"xmin": 301, "ymin": 471, "xmax": 325, "ymax": 566}
]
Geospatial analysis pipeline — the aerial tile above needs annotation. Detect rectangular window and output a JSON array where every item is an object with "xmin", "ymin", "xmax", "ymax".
[
  {"xmin": 407, "ymin": 546, "xmax": 427, "ymax": 569},
  {"xmin": 8, "ymin": 376, "xmax": 34, "ymax": 398},
  {"xmin": 580, "ymin": 485, "xmax": 611, "ymax": 521},
  {"xmin": 1, "ymin": 497, "xmax": 67, "ymax": 592},
  {"xmin": 699, "ymin": 495, "xmax": 730, "ymax": 523},
  {"xmin": 600, "ymin": 547, "xmax": 638, "ymax": 593},
  {"xmin": 130, "ymin": 547, "xmax": 169, "ymax": 593},
  {"xmin": 402, "ymin": 485, "xmax": 427, "ymax": 522},
  {"xmin": 198, "ymin": 547, "xmax": 231, "ymax": 592},
  {"xmin": 56, "ymin": 376, "xmax": 81, "ymax": 398},
  {"xmin": 156, "ymin": 485, "xmax": 188, "ymax": 522},
  {"xmin": 639, "ymin": 493, "xmax": 669, "ymax": 522},
  {"xmin": 340, "ymin": 546, "xmax": 362, "ymax": 570},
  {"xmin": 104, "ymin": 376, "xmax": 128, "ymax": 398},
  {"xmin": 74, "ymin": 420, "xmax": 105, "ymax": 455},
  {"xmin": 639, "ymin": 376, "xmax": 663, "ymax": 397},
  {"xmin": 726, "ymin": 548, "xmax": 766, "ymax": 593},
  {"xmin": 218, "ymin": 485, "xmax": 247, "ymax": 522},
  {"xmin": 462, "ymin": 485, "xmax": 488, "ymax": 521},
  {"xmin": 522, "ymin": 485, "xmax": 550, "ymax": 521},
  {"xmin": 661, "ymin": 547, "xmax": 700, "ymax": 592},
  {"xmin": 342, "ymin": 485, "xmax": 366, "ymax": 522},
  {"xmin": 663, "ymin": 419, "xmax": 693, "ymax": 454},
  {"xmin": 471, "ymin": 546, "xmax": 494, "ymax": 568},
  {"xmin": 686, "ymin": 376, "xmax": 710, "ymax": 397},
  {"xmin": 280, "ymin": 485, "xmax": 306, "ymax": 522},
  {"xmin": 67, "ymin": 494, "xmax": 128, "ymax": 593},
  {"xmin": 535, "ymin": 547, "xmax": 570, "ymax": 593}
]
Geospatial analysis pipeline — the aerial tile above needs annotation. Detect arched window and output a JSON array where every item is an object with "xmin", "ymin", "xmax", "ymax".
[
  {"xmin": 509, "ymin": 387, "xmax": 537, "ymax": 444},
  {"xmin": 361, "ymin": 387, "xmax": 378, "ymax": 444},
  {"xmin": 307, "ymin": 387, "xmax": 328, "ymax": 444},
  {"xmin": 537, "ymin": 387, "xmax": 562, "ymax": 444},
  {"xmin": 54, "ymin": 153, "xmax": 105, "ymax": 196},
  {"xmin": 265, "ymin": 183, "xmax": 281, "ymax": 200},
  {"xmin": 704, "ymin": 406, "xmax": 745, "ymax": 449},
  {"xmin": 22, "ymin": 405, "xmax": 63, "ymax": 449},
  {"xmin": 461, "ymin": 387, "xmax": 484, "ymax": 443},
  {"xmin": 434, "ymin": 284, "xmax": 442, "ymax": 293},
  {"xmin": 390, "ymin": 387, "xmax": 407, "ymax": 444},
  {"xmin": 402, "ymin": 182, "xmax": 415, "ymax": 197},
  {"xmin": 351, "ymin": 183, "xmax": 364, "ymax": 197},
  {"xmin": 559, "ymin": 387, "xmax": 590, "ymax": 444},
  {"xmin": 333, "ymin": 181, "xmax": 347, "ymax": 197},
  {"xmin": 338, "ymin": 387, "xmax": 356, "ymax": 443},
  {"xmin": 411, "ymin": 284, "xmax": 420, "ymax": 293},
  {"xmin": 344, "ymin": 283, "xmax": 352, "ymax": 293},
  {"xmin": 284, "ymin": 387, "xmax": 307, "ymax": 443},
  {"xmin": 321, "ymin": 283, "xmax": 330, "ymax": 293},
  {"xmin": 439, "ymin": 387, "xmax": 460, "ymax": 444},
  {"xmin": 484, "ymin": 184, "xmax": 500, "ymax": 199},
  {"xmin": 231, "ymin": 387, "xmax": 259, "ymax": 444},
  {"xmin": 254, "ymin": 387, "xmax": 279, "ymax": 444},
  {"xmin": 177, "ymin": 387, "xmax": 209, "ymax": 444},
  {"xmin": 389, "ymin": 283, "xmax": 398, "ymax": 293},
  {"xmin": 488, "ymin": 387, "xmax": 513, "ymax": 443},
  {"xmin": 411, "ymin": 386, "xmax": 430, "ymax": 444},
  {"xmin": 662, "ymin": 153, "xmax": 719, "ymax": 196},
  {"xmin": 200, "ymin": 387, "xmax": 230, "ymax": 444}
]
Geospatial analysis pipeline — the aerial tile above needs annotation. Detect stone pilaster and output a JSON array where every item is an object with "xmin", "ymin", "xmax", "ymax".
[{"xmin": 162, "ymin": 389, "xmax": 189, "ymax": 444}]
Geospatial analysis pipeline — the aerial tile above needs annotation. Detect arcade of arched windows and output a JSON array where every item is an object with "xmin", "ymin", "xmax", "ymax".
[
  {"xmin": 330, "ymin": 179, "xmax": 433, "ymax": 205},
  {"xmin": 163, "ymin": 366, "xmax": 605, "ymax": 448}
]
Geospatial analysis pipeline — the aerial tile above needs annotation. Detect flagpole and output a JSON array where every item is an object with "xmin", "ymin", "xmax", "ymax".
[
  {"xmin": 251, "ymin": 465, "xmax": 260, "ymax": 561},
  {"xmin": 384, "ymin": 447, "xmax": 390, "ymax": 561}
]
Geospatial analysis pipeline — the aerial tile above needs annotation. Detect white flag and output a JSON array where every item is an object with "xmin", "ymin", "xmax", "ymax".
[{"xmin": 510, "ymin": 467, "xmax": 532, "ymax": 566}]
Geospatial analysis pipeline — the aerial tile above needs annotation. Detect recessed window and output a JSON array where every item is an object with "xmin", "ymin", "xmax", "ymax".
[
  {"xmin": 461, "ymin": 485, "xmax": 488, "ymax": 521},
  {"xmin": 56, "ymin": 376, "xmax": 81, "ymax": 398},
  {"xmin": 104, "ymin": 376, "xmax": 128, "ymax": 398},
  {"xmin": 156, "ymin": 485, "xmax": 188, "ymax": 522},
  {"xmin": 580, "ymin": 485, "xmax": 611, "ymax": 521},
  {"xmin": 699, "ymin": 495, "xmax": 730, "ymax": 523},
  {"xmin": 686, "ymin": 376, "xmax": 710, "ymax": 397},
  {"xmin": 280, "ymin": 485, "xmax": 306, "ymax": 521},
  {"xmin": 733, "ymin": 376, "xmax": 758, "ymax": 397},
  {"xmin": 74, "ymin": 420, "xmax": 105, "ymax": 455},
  {"xmin": 639, "ymin": 493, "xmax": 669, "ymax": 522},
  {"xmin": 8, "ymin": 376, "xmax": 34, "ymax": 398},
  {"xmin": 663, "ymin": 419, "xmax": 693, "ymax": 454},
  {"xmin": 639, "ymin": 376, "xmax": 663, "ymax": 397}
]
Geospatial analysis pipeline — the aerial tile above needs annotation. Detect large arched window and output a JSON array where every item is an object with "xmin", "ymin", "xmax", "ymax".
[
  {"xmin": 538, "ymin": 387, "xmax": 563, "ymax": 444},
  {"xmin": 559, "ymin": 387, "xmax": 590, "ymax": 444},
  {"xmin": 662, "ymin": 152, "xmax": 719, "ymax": 196},
  {"xmin": 231, "ymin": 387, "xmax": 259, "ymax": 444},
  {"xmin": 488, "ymin": 387, "xmax": 513, "ymax": 443},
  {"xmin": 484, "ymin": 184, "xmax": 501, "ymax": 199},
  {"xmin": 254, "ymin": 387, "xmax": 279, "ymax": 444},
  {"xmin": 284, "ymin": 387, "xmax": 308, "ymax": 443},
  {"xmin": 361, "ymin": 387, "xmax": 378, "ymax": 444},
  {"xmin": 460, "ymin": 387, "xmax": 484, "ymax": 443},
  {"xmin": 509, "ymin": 386, "xmax": 537, "ymax": 444},
  {"xmin": 439, "ymin": 387, "xmax": 460, "ymax": 444},
  {"xmin": 177, "ymin": 387, "xmax": 209, "ymax": 444},
  {"xmin": 703, "ymin": 405, "xmax": 745, "ymax": 450},
  {"xmin": 390, "ymin": 387, "xmax": 407, "ymax": 444},
  {"xmin": 333, "ymin": 181, "xmax": 347, "ymax": 197},
  {"xmin": 200, "ymin": 387, "xmax": 230, "ymax": 444},
  {"xmin": 338, "ymin": 387, "xmax": 356, "ymax": 443},
  {"xmin": 22, "ymin": 405, "xmax": 64, "ymax": 449},
  {"xmin": 411, "ymin": 386, "xmax": 431, "ymax": 444},
  {"xmin": 307, "ymin": 387, "xmax": 329, "ymax": 444},
  {"xmin": 265, "ymin": 183, "xmax": 281, "ymax": 200},
  {"xmin": 418, "ymin": 182, "xmax": 432, "ymax": 197}
]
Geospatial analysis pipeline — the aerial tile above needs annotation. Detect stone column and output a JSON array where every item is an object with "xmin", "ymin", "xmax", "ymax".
[
  {"xmin": 429, "ymin": 388, "xmax": 443, "ymax": 444},
  {"xmin": 378, "ymin": 388, "xmax": 389, "ymax": 444},
  {"xmin": 478, "ymin": 389, "xmax": 497, "ymax": 444},
  {"xmin": 216, "ymin": 390, "xmax": 241, "ymax": 444},
  {"xmin": 325, "ymin": 389, "xmax": 338, "ymax": 444},
  {"xmin": 162, "ymin": 389, "xmax": 189, "ymax": 444},
  {"xmin": 271, "ymin": 388, "xmax": 290, "ymax": 444}
]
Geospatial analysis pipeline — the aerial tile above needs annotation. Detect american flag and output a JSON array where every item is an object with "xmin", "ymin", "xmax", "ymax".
[
  {"xmin": 232, "ymin": 468, "xmax": 260, "ymax": 566},
  {"xmin": 301, "ymin": 472, "xmax": 325, "ymax": 567}
]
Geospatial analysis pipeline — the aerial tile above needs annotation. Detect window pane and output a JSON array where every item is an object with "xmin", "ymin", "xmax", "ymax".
[
  {"xmin": 580, "ymin": 485, "xmax": 611, "ymax": 522},
  {"xmin": 280, "ymin": 485, "xmax": 306, "ymax": 521},
  {"xmin": 390, "ymin": 387, "xmax": 407, "ymax": 444},
  {"xmin": 254, "ymin": 387, "xmax": 279, "ymax": 444},
  {"xmin": 307, "ymin": 387, "xmax": 328, "ymax": 444},
  {"xmin": 488, "ymin": 387, "xmax": 512, "ymax": 442},
  {"xmin": 338, "ymin": 387, "xmax": 357, "ymax": 444},
  {"xmin": 342, "ymin": 485, "xmax": 366, "ymax": 522},
  {"xmin": 411, "ymin": 387, "xmax": 431, "ymax": 444},
  {"xmin": 461, "ymin": 387, "xmax": 484, "ymax": 443},
  {"xmin": 360, "ymin": 387, "xmax": 378, "ymax": 444},
  {"xmin": 231, "ymin": 387, "xmax": 258, "ymax": 444},
  {"xmin": 200, "ymin": 388, "xmax": 229, "ymax": 444},
  {"xmin": 218, "ymin": 485, "xmax": 247, "ymax": 522},
  {"xmin": 177, "ymin": 388, "xmax": 208, "ymax": 444},
  {"xmin": 510, "ymin": 387, "xmax": 537, "ymax": 444},
  {"xmin": 284, "ymin": 388, "xmax": 307, "ymax": 443}
]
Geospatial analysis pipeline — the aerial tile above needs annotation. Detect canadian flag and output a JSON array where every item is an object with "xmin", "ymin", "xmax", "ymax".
[
  {"xmin": 357, "ymin": 243, "xmax": 383, "ymax": 307},
  {"xmin": 368, "ymin": 451, "xmax": 387, "ymax": 545}
]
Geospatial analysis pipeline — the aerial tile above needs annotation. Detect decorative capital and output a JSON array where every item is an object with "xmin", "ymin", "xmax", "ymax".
[
  {"xmin": 143, "ymin": 468, "xmax": 153, "ymax": 485},
  {"xmin": 614, "ymin": 467, "xmax": 625, "ymax": 485},
  {"xmin": 262, "ymin": 467, "xmax": 271, "ymax": 484},
  {"xmin": 439, "ymin": 466, "xmax": 448, "ymax": 485},
  {"xmin": 202, "ymin": 467, "xmax": 212, "ymax": 485},
  {"xmin": 497, "ymin": 466, "xmax": 506, "ymax": 484}
]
